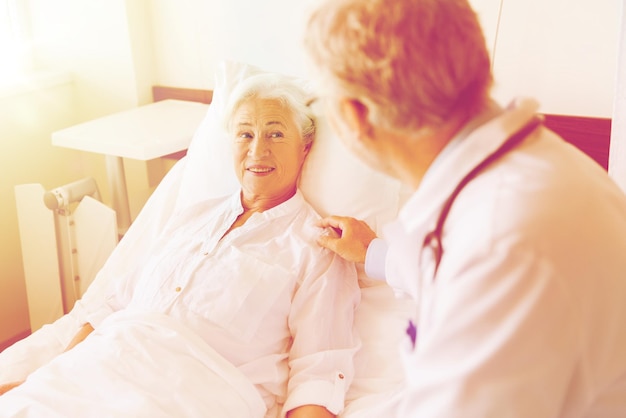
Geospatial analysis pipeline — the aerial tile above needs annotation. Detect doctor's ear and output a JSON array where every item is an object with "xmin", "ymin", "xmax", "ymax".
[{"xmin": 338, "ymin": 98, "xmax": 374, "ymax": 140}]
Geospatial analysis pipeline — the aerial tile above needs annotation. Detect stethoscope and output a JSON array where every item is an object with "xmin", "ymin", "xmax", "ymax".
[
  {"xmin": 422, "ymin": 115, "xmax": 543, "ymax": 279},
  {"xmin": 406, "ymin": 115, "xmax": 543, "ymax": 349}
]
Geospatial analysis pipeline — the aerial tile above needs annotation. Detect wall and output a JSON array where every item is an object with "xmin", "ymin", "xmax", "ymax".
[
  {"xmin": 149, "ymin": 0, "xmax": 215, "ymax": 89},
  {"xmin": 28, "ymin": 0, "xmax": 161, "ymax": 217},
  {"xmin": 609, "ymin": 2, "xmax": 626, "ymax": 192},
  {"xmin": 149, "ymin": 0, "xmax": 622, "ymax": 118},
  {"xmin": 0, "ymin": 0, "xmax": 158, "ymax": 346},
  {"xmin": 490, "ymin": 0, "xmax": 621, "ymax": 117},
  {"xmin": 29, "ymin": 0, "xmax": 142, "ymax": 121},
  {"xmin": 468, "ymin": 0, "xmax": 506, "ymax": 61},
  {"xmin": 150, "ymin": 0, "xmax": 320, "ymax": 89}
]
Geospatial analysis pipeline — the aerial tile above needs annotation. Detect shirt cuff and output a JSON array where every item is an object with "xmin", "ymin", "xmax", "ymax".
[
  {"xmin": 364, "ymin": 238, "xmax": 388, "ymax": 282},
  {"xmin": 282, "ymin": 373, "xmax": 348, "ymax": 417},
  {"xmin": 84, "ymin": 304, "xmax": 114, "ymax": 329}
]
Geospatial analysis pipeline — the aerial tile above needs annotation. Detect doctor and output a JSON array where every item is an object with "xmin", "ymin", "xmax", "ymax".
[{"xmin": 305, "ymin": 0, "xmax": 626, "ymax": 416}]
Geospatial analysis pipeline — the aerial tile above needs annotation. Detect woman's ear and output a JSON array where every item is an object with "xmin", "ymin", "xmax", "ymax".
[{"xmin": 338, "ymin": 98, "xmax": 374, "ymax": 140}]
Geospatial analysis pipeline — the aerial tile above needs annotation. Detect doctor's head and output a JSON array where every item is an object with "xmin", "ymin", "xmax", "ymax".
[
  {"xmin": 224, "ymin": 74, "xmax": 316, "ymax": 209},
  {"xmin": 303, "ymin": 0, "xmax": 493, "ymax": 182}
]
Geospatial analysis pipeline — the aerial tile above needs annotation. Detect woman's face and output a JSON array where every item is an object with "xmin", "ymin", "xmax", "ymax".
[{"xmin": 231, "ymin": 97, "xmax": 310, "ymax": 207}]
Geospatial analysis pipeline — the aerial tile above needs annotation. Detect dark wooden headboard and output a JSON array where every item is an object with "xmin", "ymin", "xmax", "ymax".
[
  {"xmin": 541, "ymin": 113, "xmax": 612, "ymax": 170},
  {"xmin": 151, "ymin": 85, "xmax": 612, "ymax": 170},
  {"xmin": 152, "ymin": 85, "xmax": 213, "ymax": 104}
]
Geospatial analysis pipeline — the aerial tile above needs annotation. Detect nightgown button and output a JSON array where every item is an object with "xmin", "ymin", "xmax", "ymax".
[{"xmin": 175, "ymin": 286, "xmax": 181, "ymax": 292}]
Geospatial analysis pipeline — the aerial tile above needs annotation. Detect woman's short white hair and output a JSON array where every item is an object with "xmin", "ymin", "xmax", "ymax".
[
  {"xmin": 304, "ymin": 0, "xmax": 493, "ymax": 134},
  {"xmin": 223, "ymin": 73, "xmax": 316, "ymax": 146}
]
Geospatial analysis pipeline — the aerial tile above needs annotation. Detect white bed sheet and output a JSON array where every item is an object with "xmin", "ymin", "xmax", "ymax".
[
  {"xmin": 0, "ymin": 310, "xmax": 266, "ymax": 418},
  {"xmin": 0, "ymin": 61, "xmax": 412, "ymax": 417}
]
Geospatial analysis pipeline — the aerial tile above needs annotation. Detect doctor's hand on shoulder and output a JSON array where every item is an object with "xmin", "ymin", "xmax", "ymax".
[{"xmin": 317, "ymin": 216, "xmax": 377, "ymax": 264}]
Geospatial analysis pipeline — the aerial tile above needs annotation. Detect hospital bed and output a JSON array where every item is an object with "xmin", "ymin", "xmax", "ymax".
[
  {"xmin": 0, "ymin": 61, "xmax": 412, "ymax": 417},
  {"xmin": 0, "ymin": 61, "xmax": 613, "ymax": 417}
]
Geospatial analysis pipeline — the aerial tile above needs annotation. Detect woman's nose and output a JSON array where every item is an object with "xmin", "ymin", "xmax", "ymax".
[{"xmin": 248, "ymin": 137, "xmax": 270, "ymax": 157}]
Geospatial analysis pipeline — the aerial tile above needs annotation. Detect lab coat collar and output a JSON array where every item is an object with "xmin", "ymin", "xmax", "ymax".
[{"xmin": 396, "ymin": 97, "xmax": 540, "ymax": 235}]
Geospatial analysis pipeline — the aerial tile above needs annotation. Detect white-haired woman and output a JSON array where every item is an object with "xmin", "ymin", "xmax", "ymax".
[
  {"xmin": 0, "ymin": 75, "xmax": 360, "ymax": 418},
  {"xmin": 304, "ymin": 0, "xmax": 626, "ymax": 416}
]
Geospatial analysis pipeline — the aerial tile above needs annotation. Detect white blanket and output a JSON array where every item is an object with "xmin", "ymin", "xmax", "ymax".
[{"xmin": 0, "ymin": 310, "xmax": 267, "ymax": 418}]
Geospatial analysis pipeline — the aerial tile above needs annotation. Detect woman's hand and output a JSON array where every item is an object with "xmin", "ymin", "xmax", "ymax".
[
  {"xmin": 317, "ymin": 216, "xmax": 377, "ymax": 264},
  {"xmin": 0, "ymin": 380, "xmax": 24, "ymax": 395},
  {"xmin": 0, "ymin": 323, "xmax": 94, "ymax": 397},
  {"xmin": 64, "ymin": 322, "xmax": 94, "ymax": 352}
]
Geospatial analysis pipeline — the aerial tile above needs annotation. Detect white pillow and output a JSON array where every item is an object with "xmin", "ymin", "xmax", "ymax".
[
  {"xmin": 176, "ymin": 61, "xmax": 409, "ymax": 410},
  {"xmin": 176, "ymin": 60, "xmax": 405, "ymax": 235}
]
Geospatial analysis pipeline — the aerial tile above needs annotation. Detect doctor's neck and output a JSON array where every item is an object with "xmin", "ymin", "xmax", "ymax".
[{"xmin": 385, "ymin": 113, "xmax": 472, "ymax": 191}]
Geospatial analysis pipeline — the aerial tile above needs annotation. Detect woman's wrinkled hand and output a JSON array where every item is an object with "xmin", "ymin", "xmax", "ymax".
[
  {"xmin": 317, "ymin": 216, "xmax": 377, "ymax": 264},
  {"xmin": 0, "ymin": 380, "xmax": 24, "ymax": 395}
]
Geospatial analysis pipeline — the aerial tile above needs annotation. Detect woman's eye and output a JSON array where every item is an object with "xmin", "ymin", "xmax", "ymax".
[
  {"xmin": 269, "ymin": 131, "xmax": 284, "ymax": 139},
  {"xmin": 237, "ymin": 132, "xmax": 253, "ymax": 140}
]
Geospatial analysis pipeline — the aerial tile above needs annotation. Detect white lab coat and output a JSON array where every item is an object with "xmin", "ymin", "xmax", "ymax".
[{"xmin": 373, "ymin": 98, "xmax": 626, "ymax": 417}]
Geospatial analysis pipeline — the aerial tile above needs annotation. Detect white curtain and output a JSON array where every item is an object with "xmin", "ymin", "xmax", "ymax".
[{"xmin": 609, "ymin": 0, "xmax": 626, "ymax": 193}]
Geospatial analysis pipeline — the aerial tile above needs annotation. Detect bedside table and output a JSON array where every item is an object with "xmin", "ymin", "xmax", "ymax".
[{"xmin": 52, "ymin": 99, "xmax": 210, "ymax": 234}]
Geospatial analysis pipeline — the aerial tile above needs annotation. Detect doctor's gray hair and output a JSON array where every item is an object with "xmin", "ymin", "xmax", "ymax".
[
  {"xmin": 303, "ymin": 0, "xmax": 493, "ymax": 134},
  {"xmin": 223, "ymin": 74, "xmax": 316, "ymax": 147}
]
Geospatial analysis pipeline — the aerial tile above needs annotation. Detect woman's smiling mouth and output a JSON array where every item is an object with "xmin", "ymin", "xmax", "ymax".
[{"xmin": 247, "ymin": 166, "xmax": 275, "ymax": 174}]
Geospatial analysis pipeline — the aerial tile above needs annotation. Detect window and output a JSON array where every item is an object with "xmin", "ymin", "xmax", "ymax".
[{"xmin": 0, "ymin": 0, "xmax": 32, "ymax": 82}]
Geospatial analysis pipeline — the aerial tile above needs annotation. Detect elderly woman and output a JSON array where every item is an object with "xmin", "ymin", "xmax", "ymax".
[
  {"xmin": 305, "ymin": 0, "xmax": 626, "ymax": 416},
  {"xmin": 0, "ymin": 75, "xmax": 360, "ymax": 418}
]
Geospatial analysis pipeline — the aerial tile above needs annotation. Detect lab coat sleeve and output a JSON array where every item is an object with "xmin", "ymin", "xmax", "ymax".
[
  {"xmin": 364, "ymin": 238, "xmax": 388, "ymax": 281},
  {"xmin": 395, "ymin": 242, "xmax": 579, "ymax": 417},
  {"xmin": 282, "ymin": 250, "xmax": 361, "ymax": 416}
]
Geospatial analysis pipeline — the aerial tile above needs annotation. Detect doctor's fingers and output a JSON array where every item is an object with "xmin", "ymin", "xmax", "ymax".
[
  {"xmin": 329, "ymin": 217, "xmax": 378, "ymax": 246},
  {"xmin": 317, "ymin": 231, "xmax": 368, "ymax": 264},
  {"xmin": 317, "ymin": 215, "xmax": 352, "ymax": 232},
  {"xmin": 317, "ymin": 215, "xmax": 372, "ymax": 237}
]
